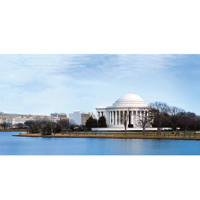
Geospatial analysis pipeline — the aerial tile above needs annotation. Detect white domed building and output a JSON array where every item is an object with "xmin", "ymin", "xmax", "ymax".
[{"xmin": 96, "ymin": 94, "xmax": 150, "ymax": 128}]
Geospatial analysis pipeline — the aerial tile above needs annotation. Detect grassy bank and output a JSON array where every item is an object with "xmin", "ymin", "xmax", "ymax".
[{"xmin": 12, "ymin": 131, "xmax": 200, "ymax": 140}]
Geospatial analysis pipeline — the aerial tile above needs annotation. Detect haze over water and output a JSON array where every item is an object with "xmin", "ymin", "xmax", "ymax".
[{"xmin": 1, "ymin": 132, "xmax": 200, "ymax": 155}]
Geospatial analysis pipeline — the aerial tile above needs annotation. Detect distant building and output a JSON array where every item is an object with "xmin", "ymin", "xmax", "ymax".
[
  {"xmin": 50, "ymin": 113, "xmax": 59, "ymax": 117},
  {"xmin": 35, "ymin": 115, "xmax": 60, "ymax": 123},
  {"xmin": 69, "ymin": 111, "xmax": 95, "ymax": 125},
  {"xmin": 69, "ymin": 111, "xmax": 82, "ymax": 125},
  {"xmin": 57, "ymin": 114, "xmax": 67, "ymax": 119},
  {"xmin": 0, "ymin": 115, "xmax": 6, "ymax": 123},
  {"xmin": 6, "ymin": 116, "xmax": 34, "ymax": 126},
  {"xmin": 51, "ymin": 113, "xmax": 67, "ymax": 118},
  {"xmin": 2, "ymin": 114, "xmax": 64, "ymax": 127},
  {"xmin": 81, "ymin": 113, "xmax": 95, "ymax": 125},
  {"xmin": 0, "ymin": 112, "xmax": 69, "ymax": 128}
]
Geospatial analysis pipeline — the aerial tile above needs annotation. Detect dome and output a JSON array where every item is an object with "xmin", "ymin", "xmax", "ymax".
[{"xmin": 112, "ymin": 94, "xmax": 148, "ymax": 108}]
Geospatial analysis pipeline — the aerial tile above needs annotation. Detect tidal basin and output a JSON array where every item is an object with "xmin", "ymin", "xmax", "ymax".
[{"xmin": 0, "ymin": 131, "xmax": 200, "ymax": 155}]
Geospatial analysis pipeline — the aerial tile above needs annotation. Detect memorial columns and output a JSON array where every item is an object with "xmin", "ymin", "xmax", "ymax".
[
  {"xmin": 106, "ymin": 108, "xmax": 150, "ymax": 127},
  {"xmin": 119, "ymin": 110, "xmax": 121, "ymax": 125},
  {"xmin": 136, "ymin": 110, "xmax": 138, "ymax": 125},
  {"xmin": 115, "ymin": 111, "xmax": 117, "ymax": 125},
  {"xmin": 110, "ymin": 111, "xmax": 111, "ymax": 125},
  {"xmin": 127, "ymin": 110, "xmax": 130, "ymax": 125},
  {"xmin": 117, "ymin": 111, "xmax": 119, "ymax": 125},
  {"xmin": 131, "ymin": 110, "xmax": 133, "ymax": 124},
  {"xmin": 122, "ymin": 110, "xmax": 124, "ymax": 125},
  {"xmin": 111, "ymin": 111, "xmax": 112, "ymax": 125},
  {"xmin": 133, "ymin": 111, "xmax": 136, "ymax": 125},
  {"xmin": 113, "ymin": 111, "xmax": 115, "ymax": 125}
]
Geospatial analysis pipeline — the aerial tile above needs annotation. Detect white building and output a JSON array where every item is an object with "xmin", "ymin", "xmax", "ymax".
[
  {"xmin": 6, "ymin": 116, "xmax": 34, "ymax": 126},
  {"xmin": 5, "ymin": 115, "xmax": 61, "ymax": 127},
  {"xmin": 69, "ymin": 111, "xmax": 95, "ymax": 125},
  {"xmin": 96, "ymin": 94, "xmax": 150, "ymax": 128},
  {"xmin": 69, "ymin": 111, "xmax": 82, "ymax": 125}
]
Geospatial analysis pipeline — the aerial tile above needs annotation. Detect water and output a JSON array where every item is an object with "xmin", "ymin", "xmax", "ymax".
[{"xmin": 1, "ymin": 131, "xmax": 200, "ymax": 155}]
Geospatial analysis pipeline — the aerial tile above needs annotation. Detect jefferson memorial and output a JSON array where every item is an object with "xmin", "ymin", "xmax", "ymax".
[{"xmin": 94, "ymin": 94, "xmax": 155, "ymax": 131}]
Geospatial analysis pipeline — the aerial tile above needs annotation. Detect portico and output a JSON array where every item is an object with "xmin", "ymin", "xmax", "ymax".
[{"xmin": 96, "ymin": 94, "xmax": 150, "ymax": 128}]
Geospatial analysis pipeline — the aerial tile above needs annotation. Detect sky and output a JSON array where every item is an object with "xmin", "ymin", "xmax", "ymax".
[{"xmin": 0, "ymin": 54, "xmax": 200, "ymax": 116}]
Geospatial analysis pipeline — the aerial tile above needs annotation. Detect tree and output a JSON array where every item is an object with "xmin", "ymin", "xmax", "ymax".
[
  {"xmin": 176, "ymin": 111, "xmax": 187, "ymax": 136},
  {"xmin": 24, "ymin": 120, "xmax": 36, "ymax": 127},
  {"xmin": 139, "ymin": 109, "xmax": 154, "ymax": 135},
  {"xmin": 15, "ymin": 123, "xmax": 24, "ymax": 129},
  {"xmin": 29, "ymin": 125, "xmax": 40, "ymax": 134},
  {"xmin": 42, "ymin": 123, "xmax": 52, "ymax": 135},
  {"xmin": 149, "ymin": 102, "xmax": 170, "ymax": 135},
  {"xmin": 0, "ymin": 122, "xmax": 8, "ymax": 130},
  {"xmin": 123, "ymin": 110, "xmax": 129, "ymax": 136},
  {"xmin": 85, "ymin": 117, "xmax": 97, "ymax": 130},
  {"xmin": 34, "ymin": 125, "xmax": 40, "ymax": 133},
  {"xmin": 60, "ymin": 119, "xmax": 70, "ymax": 132},
  {"xmin": 77, "ymin": 125, "xmax": 84, "ymax": 131},
  {"xmin": 50, "ymin": 122, "xmax": 57, "ymax": 134},
  {"xmin": 36, "ymin": 120, "xmax": 50, "ymax": 129},
  {"xmin": 169, "ymin": 106, "xmax": 184, "ymax": 133},
  {"xmin": 175, "ymin": 111, "xmax": 197, "ymax": 136},
  {"xmin": 196, "ymin": 116, "xmax": 200, "ymax": 131},
  {"xmin": 70, "ymin": 124, "xmax": 76, "ymax": 131},
  {"xmin": 54, "ymin": 123, "xmax": 62, "ymax": 133},
  {"xmin": 98, "ymin": 116, "xmax": 107, "ymax": 127}
]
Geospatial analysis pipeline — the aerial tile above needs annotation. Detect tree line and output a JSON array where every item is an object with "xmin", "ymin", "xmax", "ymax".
[
  {"xmin": 24, "ymin": 119, "xmax": 70, "ymax": 135},
  {"xmin": 149, "ymin": 102, "xmax": 200, "ymax": 135},
  {"xmin": 24, "ymin": 117, "xmax": 105, "ymax": 135}
]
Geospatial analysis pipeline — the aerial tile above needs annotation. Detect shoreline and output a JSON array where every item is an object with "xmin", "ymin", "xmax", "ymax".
[
  {"xmin": 0, "ymin": 130, "xmax": 26, "ymax": 132},
  {"xmin": 12, "ymin": 133, "xmax": 200, "ymax": 140}
]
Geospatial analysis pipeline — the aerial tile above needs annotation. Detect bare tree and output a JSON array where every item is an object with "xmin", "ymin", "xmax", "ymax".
[
  {"xmin": 169, "ymin": 106, "xmax": 184, "ymax": 134},
  {"xmin": 60, "ymin": 119, "xmax": 70, "ymax": 132},
  {"xmin": 50, "ymin": 122, "xmax": 57, "ymax": 135},
  {"xmin": 177, "ymin": 111, "xmax": 187, "ymax": 137},
  {"xmin": 0, "ymin": 122, "xmax": 8, "ymax": 130},
  {"xmin": 121, "ymin": 109, "xmax": 129, "ymax": 136},
  {"xmin": 149, "ymin": 102, "xmax": 170, "ymax": 135},
  {"xmin": 139, "ymin": 109, "xmax": 153, "ymax": 135}
]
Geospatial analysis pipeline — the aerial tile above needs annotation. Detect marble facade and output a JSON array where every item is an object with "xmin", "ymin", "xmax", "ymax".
[{"xmin": 96, "ymin": 94, "xmax": 150, "ymax": 128}]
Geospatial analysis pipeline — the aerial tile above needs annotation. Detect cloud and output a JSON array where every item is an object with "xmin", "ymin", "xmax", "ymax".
[
  {"xmin": 1, "ymin": 54, "xmax": 199, "ymax": 115},
  {"xmin": 52, "ymin": 54, "xmax": 177, "ymax": 83},
  {"xmin": 0, "ymin": 54, "xmax": 182, "ymax": 94},
  {"xmin": 12, "ymin": 80, "xmax": 50, "ymax": 92}
]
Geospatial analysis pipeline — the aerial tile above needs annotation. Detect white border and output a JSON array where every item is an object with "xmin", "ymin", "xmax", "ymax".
[{"xmin": 0, "ymin": 0, "xmax": 200, "ymax": 199}]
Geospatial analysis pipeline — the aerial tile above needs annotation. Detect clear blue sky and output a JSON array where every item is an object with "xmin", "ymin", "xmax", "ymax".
[{"xmin": 0, "ymin": 54, "xmax": 199, "ymax": 116}]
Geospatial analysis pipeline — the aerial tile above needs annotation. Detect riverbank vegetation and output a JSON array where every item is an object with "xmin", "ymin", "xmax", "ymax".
[
  {"xmin": 15, "ymin": 131, "xmax": 200, "ymax": 140},
  {"xmin": 149, "ymin": 102, "xmax": 200, "ymax": 135}
]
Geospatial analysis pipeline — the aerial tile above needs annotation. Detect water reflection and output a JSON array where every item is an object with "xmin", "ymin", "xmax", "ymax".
[{"xmin": 0, "ymin": 132, "xmax": 200, "ymax": 155}]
